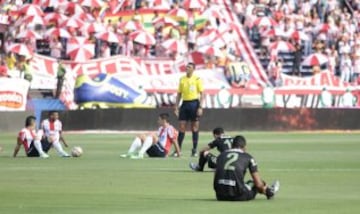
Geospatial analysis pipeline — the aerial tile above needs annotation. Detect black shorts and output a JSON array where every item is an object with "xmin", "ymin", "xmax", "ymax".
[
  {"xmin": 146, "ymin": 143, "xmax": 166, "ymax": 157},
  {"xmin": 26, "ymin": 139, "xmax": 52, "ymax": 157},
  {"xmin": 179, "ymin": 100, "xmax": 200, "ymax": 122},
  {"xmin": 216, "ymin": 180, "xmax": 258, "ymax": 201},
  {"xmin": 207, "ymin": 153, "xmax": 217, "ymax": 169}
]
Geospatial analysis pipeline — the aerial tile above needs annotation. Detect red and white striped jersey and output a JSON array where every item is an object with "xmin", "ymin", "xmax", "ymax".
[
  {"xmin": 157, "ymin": 125, "xmax": 178, "ymax": 154},
  {"xmin": 18, "ymin": 128, "xmax": 36, "ymax": 153},
  {"xmin": 41, "ymin": 119, "xmax": 62, "ymax": 142}
]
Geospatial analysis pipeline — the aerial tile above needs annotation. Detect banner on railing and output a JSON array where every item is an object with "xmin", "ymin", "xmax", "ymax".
[
  {"xmin": 0, "ymin": 78, "xmax": 29, "ymax": 111},
  {"xmin": 27, "ymin": 54, "xmax": 360, "ymax": 109}
]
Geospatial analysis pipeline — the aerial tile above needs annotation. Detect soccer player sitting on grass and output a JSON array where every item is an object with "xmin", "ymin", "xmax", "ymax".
[
  {"xmin": 189, "ymin": 127, "xmax": 232, "ymax": 171},
  {"xmin": 214, "ymin": 135, "xmax": 280, "ymax": 201},
  {"xmin": 13, "ymin": 116, "xmax": 51, "ymax": 158},
  {"xmin": 41, "ymin": 111, "xmax": 70, "ymax": 157},
  {"xmin": 121, "ymin": 113, "xmax": 181, "ymax": 159}
]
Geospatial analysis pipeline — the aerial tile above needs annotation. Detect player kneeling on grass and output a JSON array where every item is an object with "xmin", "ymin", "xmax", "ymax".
[
  {"xmin": 214, "ymin": 135, "xmax": 280, "ymax": 201},
  {"xmin": 121, "ymin": 113, "xmax": 181, "ymax": 159},
  {"xmin": 13, "ymin": 116, "xmax": 51, "ymax": 158},
  {"xmin": 189, "ymin": 127, "xmax": 232, "ymax": 171}
]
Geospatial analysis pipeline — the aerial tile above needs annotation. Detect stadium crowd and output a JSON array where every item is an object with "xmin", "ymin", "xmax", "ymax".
[{"xmin": 0, "ymin": 0, "xmax": 359, "ymax": 87}]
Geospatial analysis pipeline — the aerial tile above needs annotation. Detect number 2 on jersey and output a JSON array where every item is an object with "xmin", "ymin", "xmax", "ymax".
[{"xmin": 224, "ymin": 153, "xmax": 239, "ymax": 171}]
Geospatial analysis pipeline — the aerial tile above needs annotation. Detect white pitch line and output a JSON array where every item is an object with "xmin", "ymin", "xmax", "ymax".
[{"xmin": 266, "ymin": 168, "xmax": 360, "ymax": 172}]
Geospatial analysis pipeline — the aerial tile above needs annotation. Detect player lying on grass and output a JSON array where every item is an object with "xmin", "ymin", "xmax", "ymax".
[
  {"xmin": 41, "ymin": 111, "xmax": 70, "ymax": 157},
  {"xmin": 13, "ymin": 116, "xmax": 51, "ymax": 158},
  {"xmin": 214, "ymin": 135, "xmax": 280, "ymax": 201},
  {"xmin": 120, "ymin": 113, "xmax": 181, "ymax": 159},
  {"xmin": 189, "ymin": 127, "xmax": 232, "ymax": 171}
]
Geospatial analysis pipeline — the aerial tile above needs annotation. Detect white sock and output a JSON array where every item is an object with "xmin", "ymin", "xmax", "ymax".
[
  {"xmin": 138, "ymin": 136, "xmax": 153, "ymax": 156},
  {"xmin": 128, "ymin": 137, "xmax": 142, "ymax": 154},
  {"xmin": 53, "ymin": 141, "xmax": 69, "ymax": 156},
  {"xmin": 34, "ymin": 140, "xmax": 46, "ymax": 156}
]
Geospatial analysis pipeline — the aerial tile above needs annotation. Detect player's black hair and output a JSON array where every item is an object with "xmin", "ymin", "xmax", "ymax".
[
  {"xmin": 187, "ymin": 62, "xmax": 195, "ymax": 69},
  {"xmin": 232, "ymin": 135, "xmax": 246, "ymax": 149},
  {"xmin": 213, "ymin": 127, "xmax": 224, "ymax": 135},
  {"xmin": 48, "ymin": 111, "xmax": 59, "ymax": 116},
  {"xmin": 159, "ymin": 113, "xmax": 170, "ymax": 122},
  {"xmin": 25, "ymin": 116, "xmax": 36, "ymax": 127}
]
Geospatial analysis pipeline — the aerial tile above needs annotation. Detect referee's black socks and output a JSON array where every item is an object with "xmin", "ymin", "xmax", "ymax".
[
  {"xmin": 178, "ymin": 132, "xmax": 185, "ymax": 149},
  {"xmin": 192, "ymin": 131, "xmax": 199, "ymax": 151}
]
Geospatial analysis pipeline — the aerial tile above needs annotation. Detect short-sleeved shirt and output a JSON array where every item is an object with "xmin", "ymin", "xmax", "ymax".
[
  {"xmin": 214, "ymin": 149, "xmax": 258, "ymax": 197},
  {"xmin": 178, "ymin": 75, "xmax": 203, "ymax": 101},
  {"xmin": 208, "ymin": 136, "xmax": 233, "ymax": 153},
  {"xmin": 18, "ymin": 128, "xmax": 36, "ymax": 154},
  {"xmin": 41, "ymin": 119, "xmax": 62, "ymax": 142},
  {"xmin": 157, "ymin": 125, "xmax": 178, "ymax": 154}
]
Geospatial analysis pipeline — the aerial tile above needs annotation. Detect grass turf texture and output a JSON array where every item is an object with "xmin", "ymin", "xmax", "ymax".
[{"xmin": 0, "ymin": 132, "xmax": 360, "ymax": 214}]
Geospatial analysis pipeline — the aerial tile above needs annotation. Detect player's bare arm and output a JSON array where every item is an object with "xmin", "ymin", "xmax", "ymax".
[
  {"xmin": 172, "ymin": 139, "xmax": 181, "ymax": 157},
  {"xmin": 199, "ymin": 145, "xmax": 211, "ymax": 154},
  {"xmin": 59, "ymin": 132, "xmax": 68, "ymax": 147},
  {"xmin": 13, "ymin": 137, "xmax": 22, "ymax": 157},
  {"xmin": 251, "ymin": 171, "xmax": 267, "ymax": 194}
]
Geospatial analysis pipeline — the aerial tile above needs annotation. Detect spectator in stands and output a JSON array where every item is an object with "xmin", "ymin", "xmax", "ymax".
[
  {"xmin": 50, "ymin": 37, "xmax": 62, "ymax": 59},
  {"xmin": 327, "ymin": 45, "xmax": 338, "ymax": 75},
  {"xmin": 340, "ymin": 88, "xmax": 357, "ymax": 108},
  {"xmin": 352, "ymin": 42, "xmax": 360, "ymax": 82},
  {"xmin": 5, "ymin": 51, "xmax": 16, "ymax": 71},
  {"xmin": 187, "ymin": 25, "xmax": 197, "ymax": 51},
  {"xmin": 122, "ymin": 33, "xmax": 133, "ymax": 56},
  {"xmin": 22, "ymin": 58, "xmax": 32, "ymax": 82},
  {"xmin": 320, "ymin": 87, "xmax": 333, "ymax": 108},
  {"xmin": 268, "ymin": 57, "xmax": 282, "ymax": 87},
  {"xmin": 55, "ymin": 60, "xmax": 66, "ymax": 98},
  {"xmin": 262, "ymin": 84, "xmax": 275, "ymax": 108},
  {"xmin": 100, "ymin": 42, "xmax": 111, "ymax": 58},
  {"xmin": 340, "ymin": 52, "xmax": 353, "ymax": 83},
  {"xmin": 0, "ymin": 56, "xmax": 9, "ymax": 77},
  {"xmin": 292, "ymin": 42, "xmax": 302, "ymax": 75}
]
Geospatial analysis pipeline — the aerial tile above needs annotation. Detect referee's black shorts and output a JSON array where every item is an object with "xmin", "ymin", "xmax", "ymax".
[{"xmin": 179, "ymin": 100, "xmax": 200, "ymax": 122}]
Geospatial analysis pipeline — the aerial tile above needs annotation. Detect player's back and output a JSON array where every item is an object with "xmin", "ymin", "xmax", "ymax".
[
  {"xmin": 209, "ymin": 136, "xmax": 232, "ymax": 153},
  {"xmin": 158, "ymin": 125, "xmax": 177, "ymax": 153},
  {"xmin": 18, "ymin": 128, "xmax": 36, "ymax": 153},
  {"xmin": 214, "ymin": 149, "xmax": 255, "ymax": 197}
]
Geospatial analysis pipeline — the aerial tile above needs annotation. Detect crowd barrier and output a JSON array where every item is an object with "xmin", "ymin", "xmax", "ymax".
[
  {"xmin": 38, "ymin": 108, "xmax": 360, "ymax": 131},
  {"xmin": 0, "ymin": 111, "xmax": 34, "ymax": 132}
]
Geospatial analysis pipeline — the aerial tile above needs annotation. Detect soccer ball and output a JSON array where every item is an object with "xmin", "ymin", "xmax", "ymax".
[{"xmin": 71, "ymin": 146, "xmax": 83, "ymax": 157}]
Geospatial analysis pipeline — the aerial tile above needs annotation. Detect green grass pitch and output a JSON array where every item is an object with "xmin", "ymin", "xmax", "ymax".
[{"xmin": 0, "ymin": 131, "xmax": 360, "ymax": 214}]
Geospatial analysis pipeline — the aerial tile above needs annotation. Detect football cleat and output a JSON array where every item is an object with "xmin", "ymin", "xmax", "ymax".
[
  {"xmin": 266, "ymin": 180, "xmax": 280, "ymax": 200},
  {"xmin": 191, "ymin": 149, "xmax": 198, "ymax": 157},
  {"xmin": 189, "ymin": 162, "xmax": 201, "ymax": 171},
  {"xmin": 40, "ymin": 153, "xmax": 49, "ymax": 159},
  {"xmin": 120, "ymin": 154, "xmax": 129, "ymax": 158},
  {"xmin": 130, "ymin": 154, "xmax": 144, "ymax": 159}
]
